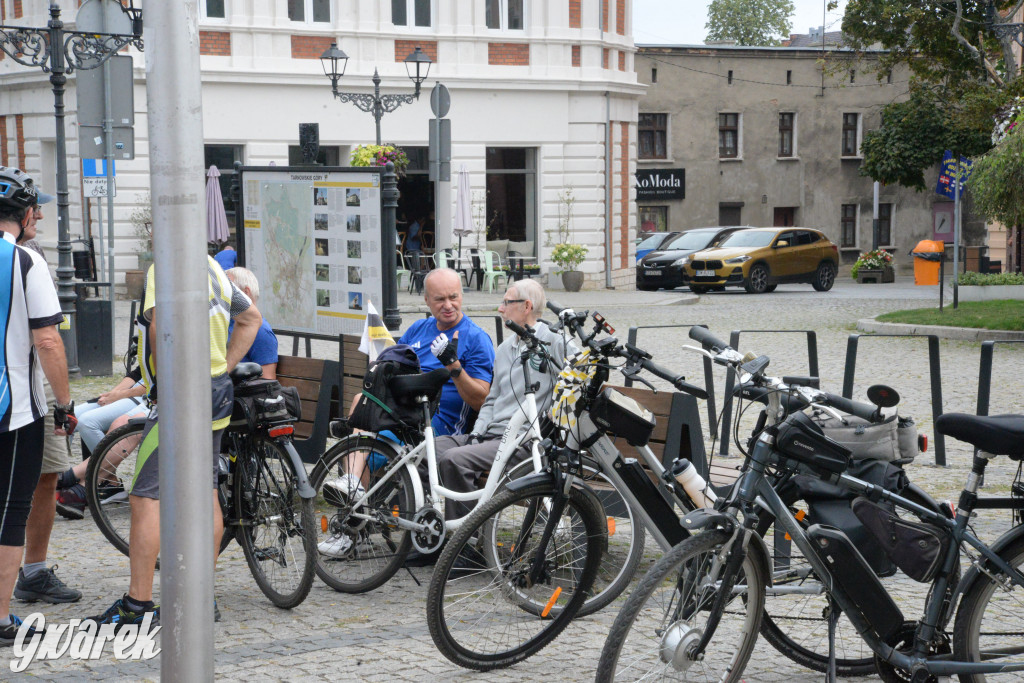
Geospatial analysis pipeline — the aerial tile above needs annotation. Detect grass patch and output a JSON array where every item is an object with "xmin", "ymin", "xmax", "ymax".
[{"xmin": 876, "ymin": 300, "xmax": 1024, "ymax": 331}]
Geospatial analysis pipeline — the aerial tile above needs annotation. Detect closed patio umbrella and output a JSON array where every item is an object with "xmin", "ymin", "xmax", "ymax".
[
  {"xmin": 453, "ymin": 164, "xmax": 473, "ymax": 272},
  {"xmin": 206, "ymin": 165, "xmax": 230, "ymax": 245}
]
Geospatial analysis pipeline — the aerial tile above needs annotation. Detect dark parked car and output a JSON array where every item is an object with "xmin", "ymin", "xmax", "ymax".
[
  {"xmin": 636, "ymin": 227, "xmax": 745, "ymax": 290},
  {"xmin": 635, "ymin": 231, "xmax": 682, "ymax": 262}
]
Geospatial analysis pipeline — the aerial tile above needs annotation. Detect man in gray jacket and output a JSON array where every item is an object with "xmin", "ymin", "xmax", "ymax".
[{"xmin": 434, "ymin": 278, "xmax": 573, "ymax": 521}]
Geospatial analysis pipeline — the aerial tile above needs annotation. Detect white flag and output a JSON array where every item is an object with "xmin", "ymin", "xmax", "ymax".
[{"xmin": 358, "ymin": 300, "xmax": 395, "ymax": 362}]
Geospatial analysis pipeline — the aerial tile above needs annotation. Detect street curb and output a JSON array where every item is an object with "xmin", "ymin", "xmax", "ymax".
[
  {"xmin": 399, "ymin": 294, "xmax": 697, "ymax": 314},
  {"xmin": 856, "ymin": 318, "xmax": 1024, "ymax": 341}
]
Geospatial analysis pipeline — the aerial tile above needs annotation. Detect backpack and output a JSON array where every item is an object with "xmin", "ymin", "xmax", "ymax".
[{"xmin": 349, "ymin": 344, "xmax": 430, "ymax": 437}]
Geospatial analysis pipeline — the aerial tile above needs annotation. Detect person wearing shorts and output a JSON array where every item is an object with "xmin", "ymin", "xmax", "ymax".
[
  {"xmin": 0, "ymin": 167, "xmax": 76, "ymax": 646},
  {"xmin": 85, "ymin": 256, "xmax": 261, "ymax": 631}
]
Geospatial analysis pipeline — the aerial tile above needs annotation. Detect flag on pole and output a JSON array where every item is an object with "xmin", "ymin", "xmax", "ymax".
[{"xmin": 358, "ymin": 300, "xmax": 395, "ymax": 362}]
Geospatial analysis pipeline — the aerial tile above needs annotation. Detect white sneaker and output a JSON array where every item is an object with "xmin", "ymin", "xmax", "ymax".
[
  {"xmin": 323, "ymin": 473, "xmax": 366, "ymax": 507},
  {"xmin": 318, "ymin": 534, "xmax": 354, "ymax": 558}
]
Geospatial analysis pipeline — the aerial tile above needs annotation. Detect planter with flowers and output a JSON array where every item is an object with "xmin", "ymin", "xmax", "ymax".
[
  {"xmin": 551, "ymin": 242, "xmax": 588, "ymax": 291},
  {"xmin": 350, "ymin": 144, "xmax": 410, "ymax": 176},
  {"xmin": 851, "ymin": 249, "xmax": 895, "ymax": 283}
]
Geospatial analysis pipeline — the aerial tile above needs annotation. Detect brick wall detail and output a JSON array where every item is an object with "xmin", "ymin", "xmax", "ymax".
[
  {"xmin": 291, "ymin": 35, "xmax": 334, "ymax": 60},
  {"xmin": 602, "ymin": 48, "xmax": 609, "ymax": 69},
  {"xmin": 569, "ymin": 0, "xmax": 581, "ymax": 28},
  {"xmin": 619, "ymin": 121, "xmax": 629, "ymax": 269},
  {"xmin": 200, "ymin": 31, "xmax": 232, "ymax": 57},
  {"xmin": 13, "ymin": 0, "xmax": 22, "ymax": 19},
  {"xmin": 15, "ymin": 114, "xmax": 25, "ymax": 169},
  {"xmin": 394, "ymin": 40, "xmax": 437, "ymax": 62},
  {"xmin": 601, "ymin": 0, "xmax": 608, "ymax": 32},
  {"xmin": 0, "ymin": 117, "xmax": 7, "ymax": 167},
  {"xmin": 571, "ymin": 45, "xmax": 581, "ymax": 67},
  {"xmin": 618, "ymin": 51, "xmax": 625, "ymax": 71},
  {"xmin": 488, "ymin": 43, "xmax": 529, "ymax": 66},
  {"xmin": 616, "ymin": 0, "xmax": 625, "ymax": 35}
]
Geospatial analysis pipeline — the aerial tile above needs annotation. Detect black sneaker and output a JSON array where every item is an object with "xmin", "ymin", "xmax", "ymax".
[
  {"xmin": 14, "ymin": 565, "xmax": 82, "ymax": 603},
  {"xmin": 0, "ymin": 615, "xmax": 45, "ymax": 647},
  {"xmin": 85, "ymin": 597, "xmax": 160, "ymax": 633},
  {"xmin": 96, "ymin": 481, "xmax": 125, "ymax": 501},
  {"xmin": 55, "ymin": 484, "xmax": 86, "ymax": 520}
]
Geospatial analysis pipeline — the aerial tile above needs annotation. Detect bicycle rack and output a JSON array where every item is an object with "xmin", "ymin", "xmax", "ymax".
[
  {"xmin": 842, "ymin": 333, "xmax": 945, "ymax": 466},
  {"xmin": 625, "ymin": 324, "xmax": 718, "ymax": 430},
  {"xmin": 717, "ymin": 330, "xmax": 820, "ymax": 458},
  {"xmin": 976, "ymin": 340, "xmax": 1024, "ymax": 416}
]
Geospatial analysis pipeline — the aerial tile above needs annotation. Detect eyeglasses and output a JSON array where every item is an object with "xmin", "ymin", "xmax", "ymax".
[
  {"xmin": 501, "ymin": 298, "xmax": 526, "ymax": 307},
  {"xmin": 33, "ymin": 206, "xmax": 43, "ymax": 217}
]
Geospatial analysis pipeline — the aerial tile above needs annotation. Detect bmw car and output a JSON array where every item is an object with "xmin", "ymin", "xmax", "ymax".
[
  {"xmin": 680, "ymin": 227, "xmax": 839, "ymax": 294},
  {"xmin": 636, "ymin": 227, "xmax": 744, "ymax": 290}
]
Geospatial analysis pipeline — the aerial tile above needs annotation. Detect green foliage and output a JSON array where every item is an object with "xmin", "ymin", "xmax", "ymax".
[
  {"xmin": 550, "ymin": 243, "xmax": 588, "ymax": 273},
  {"xmin": 957, "ymin": 270, "xmax": 1024, "ymax": 286},
  {"xmin": 705, "ymin": 0, "xmax": 794, "ymax": 46},
  {"xmin": 850, "ymin": 249, "xmax": 893, "ymax": 278},
  {"xmin": 349, "ymin": 144, "xmax": 410, "ymax": 176},
  {"xmin": 876, "ymin": 300, "xmax": 1024, "ymax": 331},
  {"xmin": 970, "ymin": 129, "xmax": 1024, "ymax": 228}
]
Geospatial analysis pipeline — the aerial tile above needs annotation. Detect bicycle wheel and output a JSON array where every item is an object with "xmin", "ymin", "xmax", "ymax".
[
  {"xmin": 310, "ymin": 435, "xmax": 415, "ymax": 593},
  {"xmin": 426, "ymin": 480, "xmax": 605, "ymax": 670},
  {"xmin": 85, "ymin": 421, "xmax": 145, "ymax": 557},
  {"xmin": 234, "ymin": 437, "xmax": 316, "ymax": 609},
  {"xmin": 953, "ymin": 535, "xmax": 1024, "ymax": 682},
  {"xmin": 596, "ymin": 529, "xmax": 766, "ymax": 683},
  {"xmin": 501, "ymin": 455, "xmax": 645, "ymax": 617}
]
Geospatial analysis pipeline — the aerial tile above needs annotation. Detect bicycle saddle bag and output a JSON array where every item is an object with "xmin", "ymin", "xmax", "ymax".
[
  {"xmin": 349, "ymin": 344, "xmax": 430, "ymax": 435},
  {"xmin": 811, "ymin": 413, "xmax": 918, "ymax": 463},
  {"xmin": 230, "ymin": 379, "xmax": 301, "ymax": 431},
  {"xmin": 852, "ymin": 496, "xmax": 953, "ymax": 583}
]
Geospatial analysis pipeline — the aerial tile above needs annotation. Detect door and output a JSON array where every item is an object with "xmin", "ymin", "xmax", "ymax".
[
  {"xmin": 771, "ymin": 230, "xmax": 800, "ymax": 277},
  {"xmin": 719, "ymin": 204, "xmax": 742, "ymax": 226},
  {"xmin": 773, "ymin": 207, "xmax": 796, "ymax": 227}
]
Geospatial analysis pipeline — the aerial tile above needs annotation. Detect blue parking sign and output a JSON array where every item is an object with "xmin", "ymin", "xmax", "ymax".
[{"xmin": 82, "ymin": 159, "xmax": 115, "ymax": 177}]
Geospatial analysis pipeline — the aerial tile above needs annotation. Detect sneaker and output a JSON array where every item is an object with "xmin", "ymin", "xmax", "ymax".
[
  {"xmin": 0, "ymin": 615, "xmax": 45, "ymax": 647},
  {"xmin": 55, "ymin": 484, "xmax": 86, "ymax": 520},
  {"xmin": 101, "ymin": 489, "xmax": 129, "ymax": 505},
  {"xmin": 84, "ymin": 597, "xmax": 159, "ymax": 633},
  {"xmin": 14, "ymin": 565, "xmax": 82, "ymax": 604},
  {"xmin": 323, "ymin": 473, "xmax": 365, "ymax": 507},
  {"xmin": 318, "ymin": 534, "xmax": 354, "ymax": 558},
  {"xmin": 96, "ymin": 481, "xmax": 125, "ymax": 501}
]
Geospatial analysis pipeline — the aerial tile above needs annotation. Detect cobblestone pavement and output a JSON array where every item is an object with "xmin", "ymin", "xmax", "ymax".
[{"xmin": 16, "ymin": 281, "xmax": 1024, "ymax": 681}]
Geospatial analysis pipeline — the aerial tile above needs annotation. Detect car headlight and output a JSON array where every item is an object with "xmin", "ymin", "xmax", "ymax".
[
  {"xmin": 725, "ymin": 255, "xmax": 751, "ymax": 264},
  {"xmin": 672, "ymin": 256, "xmax": 691, "ymax": 267}
]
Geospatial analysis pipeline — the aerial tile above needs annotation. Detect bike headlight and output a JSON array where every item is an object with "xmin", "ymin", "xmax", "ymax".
[
  {"xmin": 672, "ymin": 256, "xmax": 691, "ymax": 268},
  {"xmin": 725, "ymin": 255, "xmax": 751, "ymax": 264}
]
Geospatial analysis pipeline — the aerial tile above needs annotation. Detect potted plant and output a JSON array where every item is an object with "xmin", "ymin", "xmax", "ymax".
[
  {"xmin": 350, "ymin": 144, "xmax": 410, "ymax": 176},
  {"xmin": 124, "ymin": 193, "xmax": 153, "ymax": 300},
  {"xmin": 551, "ymin": 242, "xmax": 588, "ymax": 291},
  {"xmin": 851, "ymin": 249, "xmax": 895, "ymax": 283}
]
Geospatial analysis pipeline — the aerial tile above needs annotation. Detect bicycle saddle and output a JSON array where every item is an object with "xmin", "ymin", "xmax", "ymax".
[
  {"xmin": 389, "ymin": 367, "xmax": 450, "ymax": 400},
  {"xmin": 230, "ymin": 362, "xmax": 263, "ymax": 383},
  {"xmin": 935, "ymin": 413, "xmax": 1024, "ymax": 459}
]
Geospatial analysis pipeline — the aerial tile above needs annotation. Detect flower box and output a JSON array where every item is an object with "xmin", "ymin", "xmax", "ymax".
[{"xmin": 856, "ymin": 265, "xmax": 895, "ymax": 284}]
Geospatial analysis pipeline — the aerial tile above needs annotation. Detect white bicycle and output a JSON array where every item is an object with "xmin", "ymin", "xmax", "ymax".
[{"xmin": 310, "ymin": 320, "xmax": 644, "ymax": 614}]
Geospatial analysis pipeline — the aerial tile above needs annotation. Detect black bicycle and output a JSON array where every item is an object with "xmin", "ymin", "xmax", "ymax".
[{"xmin": 85, "ymin": 362, "xmax": 318, "ymax": 609}]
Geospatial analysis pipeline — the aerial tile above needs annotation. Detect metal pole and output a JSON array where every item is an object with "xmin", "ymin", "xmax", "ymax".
[
  {"xmin": 373, "ymin": 70, "xmax": 383, "ymax": 145},
  {"xmin": 953, "ymin": 165, "xmax": 961, "ymax": 309},
  {"xmin": 46, "ymin": 4, "xmax": 79, "ymax": 375},
  {"xmin": 871, "ymin": 181, "xmax": 880, "ymax": 251},
  {"xmin": 144, "ymin": 2, "xmax": 215, "ymax": 679},
  {"xmin": 382, "ymin": 161, "xmax": 402, "ymax": 330}
]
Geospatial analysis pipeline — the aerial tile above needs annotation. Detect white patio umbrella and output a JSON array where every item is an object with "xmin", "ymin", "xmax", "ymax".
[
  {"xmin": 453, "ymin": 164, "xmax": 473, "ymax": 273},
  {"xmin": 206, "ymin": 165, "xmax": 230, "ymax": 245}
]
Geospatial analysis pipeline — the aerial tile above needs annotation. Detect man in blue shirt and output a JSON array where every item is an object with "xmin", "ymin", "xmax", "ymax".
[
  {"xmin": 398, "ymin": 268, "xmax": 493, "ymax": 435},
  {"xmin": 226, "ymin": 267, "xmax": 278, "ymax": 379},
  {"xmin": 213, "ymin": 245, "xmax": 237, "ymax": 273}
]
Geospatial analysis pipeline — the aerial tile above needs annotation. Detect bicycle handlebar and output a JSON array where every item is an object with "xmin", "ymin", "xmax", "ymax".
[
  {"xmin": 820, "ymin": 392, "xmax": 878, "ymax": 422},
  {"xmin": 688, "ymin": 325, "xmax": 729, "ymax": 352},
  {"xmin": 639, "ymin": 357, "xmax": 709, "ymax": 400}
]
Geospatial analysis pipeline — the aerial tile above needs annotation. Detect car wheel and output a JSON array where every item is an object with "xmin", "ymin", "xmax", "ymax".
[
  {"xmin": 764, "ymin": 284, "xmax": 778, "ymax": 293},
  {"xmin": 812, "ymin": 261, "xmax": 837, "ymax": 292},
  {"xmin": 689, "ymin": 285, "xmax": 709, "ymax": 294},
  {"xmin": 744, "ymin": 264, "xmax": 770, "ymax": 294}
]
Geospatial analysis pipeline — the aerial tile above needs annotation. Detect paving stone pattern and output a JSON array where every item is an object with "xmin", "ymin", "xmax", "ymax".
[{"xmin": 20, "ymin": 282, "xmax": 1024, "ymax": 680}]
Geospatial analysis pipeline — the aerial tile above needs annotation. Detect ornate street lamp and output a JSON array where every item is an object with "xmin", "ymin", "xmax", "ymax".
[
  {"xmin": 319, "ymin": 42, "xmax": 432, "ymax": 145},
  {"xmin": 0, "ymin": 1, "xmax": 144, "ymax": 373}
]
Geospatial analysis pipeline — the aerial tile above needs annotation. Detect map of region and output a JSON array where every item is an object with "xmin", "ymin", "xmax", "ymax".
[{"xmin": 259, "ymin": 182, "xmax": 315, "ymax": 330}]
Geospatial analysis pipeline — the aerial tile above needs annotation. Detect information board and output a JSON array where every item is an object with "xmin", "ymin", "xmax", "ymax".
[{"xmin": 238, "ymin": 167, "xmax": 384, "ymax": 336}]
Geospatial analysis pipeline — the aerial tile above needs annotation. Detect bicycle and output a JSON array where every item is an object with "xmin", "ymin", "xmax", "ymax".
[
  {"xmin": 425, "ymin": 304, "xmax": 714, "ymax": 670},
  {"xmin": 597, "ymin": 326, "xmax": 1024, "ymax": 682},
  {"xmin": 85, "ymin": 362, "xmax": 318, "ymax": 609},
  {"xmin": 310, "ymin": 319, "xmax": 644, "ymax": 615}
]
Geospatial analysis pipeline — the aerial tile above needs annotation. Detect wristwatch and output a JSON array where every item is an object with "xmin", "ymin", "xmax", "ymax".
[
  {"xmin": 449, "ymin": 366, "xmax": 463, "ymax": 378},
  {"xmin": 54, "ymin": 401, "xmax": 74, "ymax": 413}
]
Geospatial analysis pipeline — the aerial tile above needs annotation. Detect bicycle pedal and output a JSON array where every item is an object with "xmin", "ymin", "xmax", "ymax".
[{"xmin": 254, "ymin": 546, "xmax": 282, "ymax": 562}]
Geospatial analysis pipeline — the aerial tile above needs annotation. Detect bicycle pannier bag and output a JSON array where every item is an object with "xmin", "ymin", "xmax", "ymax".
[
  {"xmin": 852, "ymin": 496, "xmax": 952, "ymax": 583},
  {"xmin": 811, "ymin": 413, "xmax": 918, "ymax": 463},
  {"xmin": 230, "ymin": 379, "xmax": 301, "ymax": 431},
  {"xmin": 349, "ymin": 344, "xmax": 426, "ymax": 434}
]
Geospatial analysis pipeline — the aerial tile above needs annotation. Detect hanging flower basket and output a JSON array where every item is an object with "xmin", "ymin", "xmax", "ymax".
[{"xmin": 350, "ymin": 144, "xmax": 410, "ymax": 177}]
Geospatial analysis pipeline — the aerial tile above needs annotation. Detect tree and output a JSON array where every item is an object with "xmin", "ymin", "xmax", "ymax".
[
  {"xmin": 705, "ymin": 0, "xmax": 795, "ymax": 46},
  {"xmin": 971, "ymin": 101, "xmax": 1024, "ymax": 228}
]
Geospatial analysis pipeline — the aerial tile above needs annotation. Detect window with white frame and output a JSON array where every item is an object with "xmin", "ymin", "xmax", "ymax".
[
  {"xmin": 719, "ymin": 112, "xmax": 740, "ymax": 159},
  {"xmin": 778, "ymin": 112, "xmax": 795, "ymax": 157},
  {"xmin": 202, "ymin": 0, "xmax": 226, "ymax": 19},
  {"xmin": 840, "ymin": 203, "xmax": 857, "ymax": 248},
  {"xmin": 288, "ymin": 0, "xmax": 330, "ymax": 23},
  {"xmin": 486, "ymin": 0, "xmax": 524, "ymax": 30},
  {"xmin": 841, "ymin": 112, "xmax": 861, "ymax": 157},
  {"xmin": 878, "ymin": 203, "xmax": 894, "ymax": 246},
  {"xmin": 393, "ymin": 0, "xmax": 432, "ymax": 27}
]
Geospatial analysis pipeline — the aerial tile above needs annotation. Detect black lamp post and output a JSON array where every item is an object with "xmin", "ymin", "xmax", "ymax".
[
  {"xmin": 320, "ymin": 42, "xmax": 432, "ymax": 145},
  {"xmin": 1, "ymin": 2, "xmax": 144, "ymax": 374}
]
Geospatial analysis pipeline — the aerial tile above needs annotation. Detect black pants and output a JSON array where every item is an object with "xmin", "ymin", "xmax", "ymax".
[{"xmin": 0, "ymin": 418, "xmax": 45, "ymax": 546}]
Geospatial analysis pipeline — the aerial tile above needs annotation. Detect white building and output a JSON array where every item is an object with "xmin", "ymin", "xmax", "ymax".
[{"xmin": 0, "ymin": 0, "xmax": 642, "ymax": 290}]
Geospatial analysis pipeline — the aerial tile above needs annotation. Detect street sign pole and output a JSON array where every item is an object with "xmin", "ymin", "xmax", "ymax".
[{"xmin": 428, "ymin": 83, "xmax": 451, "ymax": 249}]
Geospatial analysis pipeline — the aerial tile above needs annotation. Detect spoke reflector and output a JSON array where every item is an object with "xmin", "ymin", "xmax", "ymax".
[
  {"xmin": 321, "ymin": 516, "xmax": 328, "ymax": 532},
  {"xmin": 541, "ymin": 587, "xmax": 562, "ymax": 618},
  {"xmin": 607, "ymin": 517, "xmax": 616, "ymax": 536}
]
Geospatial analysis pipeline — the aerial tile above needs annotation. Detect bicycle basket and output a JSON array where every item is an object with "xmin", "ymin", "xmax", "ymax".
[{"xmin": 550, "ymin": 348, "xmax": 598, "ymax": 430}]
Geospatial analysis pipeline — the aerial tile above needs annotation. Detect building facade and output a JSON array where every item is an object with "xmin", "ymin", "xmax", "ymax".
[
  {"xmin": 635, "ymin": 43, "xmax": 970, "ymax": 272},
  {"xmin": 1, "ymin": 0, "xmax": 643, "ymax": 290}
]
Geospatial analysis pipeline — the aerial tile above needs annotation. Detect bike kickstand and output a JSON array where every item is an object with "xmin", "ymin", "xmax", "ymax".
[{"xmin": 826, "ymin": 596, "xmax": 840, "ymax": 683}]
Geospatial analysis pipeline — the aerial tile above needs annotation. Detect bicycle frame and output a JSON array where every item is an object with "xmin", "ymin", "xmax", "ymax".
[{"xmin": 736, "ymin": 431, "xmax": 1024, "ymax": 676}]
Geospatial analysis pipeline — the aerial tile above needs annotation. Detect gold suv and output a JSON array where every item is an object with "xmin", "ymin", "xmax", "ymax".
[{"xmin": 680, "ymin": 227, "xmax": 839, "ymax": 294}]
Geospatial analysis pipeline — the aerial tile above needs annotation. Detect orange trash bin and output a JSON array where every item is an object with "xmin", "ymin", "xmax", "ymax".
[{"xmin": 911, "ymin": 240, "xmax": 945, "ymax": 286}]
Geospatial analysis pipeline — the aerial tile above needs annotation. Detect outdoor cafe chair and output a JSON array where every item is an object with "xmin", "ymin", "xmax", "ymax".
[
  {"xmin": 480, "ymin": 250, "xmax": 508, "ymax": 293},
  {"xmin": 433, "ymin": 249, "xmax": 471, "ymax": 287}
]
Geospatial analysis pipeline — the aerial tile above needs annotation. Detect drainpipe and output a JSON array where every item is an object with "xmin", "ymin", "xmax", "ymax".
[{"xmin": 605, "ymin": 90, "xmax": 613, "ymax": 288}]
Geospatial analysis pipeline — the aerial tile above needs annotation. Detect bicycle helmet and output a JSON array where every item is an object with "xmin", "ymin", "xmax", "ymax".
[{"xmin": 0, "ymin": 166, "xmax": 53, "ymax": 210}]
